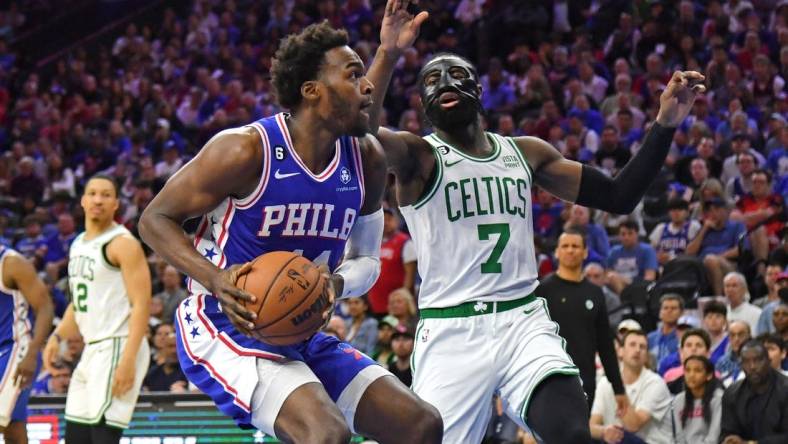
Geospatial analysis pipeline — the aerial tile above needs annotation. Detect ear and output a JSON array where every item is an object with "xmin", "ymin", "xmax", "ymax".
[
  {"xmin": 301, "ymin": 80, "xmax": 320, "ymax": 102},
  {"xmin": 583, "ymin": 248, "xmax": 588, "ymax": 260}
]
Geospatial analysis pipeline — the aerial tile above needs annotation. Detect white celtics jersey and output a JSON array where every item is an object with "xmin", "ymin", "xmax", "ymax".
[
  {"xmin": 400, "ymin": 132, "xmax": 539, "ymax": 309},
  {"xmin": 68, "ymin": 224, "xmax": 132, "ymax": 343}
]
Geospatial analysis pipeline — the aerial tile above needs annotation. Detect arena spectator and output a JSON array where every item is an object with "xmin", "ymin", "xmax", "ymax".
[
  {"xmin": 720, "ymin": 339, "xmax": 788, "ymax": 443},
  {"xmin": 583, "ymin": 262, "xmax": 623, "ymax": 328},
  {"xmin": 31, "ymin": 358, "xmax": 73, "ymax": 395},
  {"xmin": 756, "ymin": 272, "xmax": 788, "ymax": 335},
  {"xmin": 672, "ymin": 355, "xmax": 723, "ymax": 444},
  {"xmin": 717, "ymin": 321, "xmax": 752, "ymax": 387},
  {"xmin": 387, "ymin": 287, "xmax": 417, "ymax": 331},
  {"xmin": 143, "ymin": 327, "xmax": 187, "ymax": 393},
  {"xmin": 564, "ymin": 204, "xmax": 609, "ymax": 263},
  {"xmin": 343, "ymin": 296, "xmax": 378, "ymax": 356},
  {"xmin": 724, "ymin": 271, "xmax": 763, "ymax": 333},
  {"xmin": 371, "ymin": 315, "xmax": 398, "ymax": 367},
  {"xmin": 759, "ymin": 333, "xmax": 788, "ymax": 375},
  {"xmin": 686, "ymin": 197, "xmax": 747, "ymax": 296},
  {"xmin": 663, "ymin": 328, "xmax": 712, "ymax": 394},
  {"xmin": 649, "ymin": 198, "xmax": 702, "ymax": 265},
  {"xmin": 606, "ymin": 220, "xmax": 658, "ymax": 294},
  {"xmin": 590, "ymin": 330, "xmax": 673, "ymax": 444},
  {"xmin": 387, "ymin": 324, "xmax": 414, "ymax": 387},
  {"xmin": 366, "ymin": 207, "xmax": 416, "ymax": 317},
  {"xmin": 154, "ymin": 265, "xmax": 186, "ymax": 323},
  {"xmin": 648, "ymin": 294, "xmax": 684, "ymax": 367},
  {"xmin": 703, "ymin": 300, "xmax": 731, "ymax": 365}
]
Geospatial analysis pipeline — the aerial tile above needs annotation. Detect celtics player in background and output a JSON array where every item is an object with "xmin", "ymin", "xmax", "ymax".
[
  {"xmin": 43, "ymin": 175, "xmax": 151, "ymax": 443},
  {"xmin": 364, "ymin": 7, "xmax": 706, "ymax": 442}
]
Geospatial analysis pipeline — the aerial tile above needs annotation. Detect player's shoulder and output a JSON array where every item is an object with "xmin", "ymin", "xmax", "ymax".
[
  {"xmin": 201, "ymin": 126, "xmax": 261, "ymax": 164},
  {"xmin": 356, "ymin": 134, "xmax": 387, "ymax": 169}
]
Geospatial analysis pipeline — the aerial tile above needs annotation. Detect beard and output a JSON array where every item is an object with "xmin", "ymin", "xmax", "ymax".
[{"xmin": 324, "ymin": 96, "xmax": 369, "ymax": 137}]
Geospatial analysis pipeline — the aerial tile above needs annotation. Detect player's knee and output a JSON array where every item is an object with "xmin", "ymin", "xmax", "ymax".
[
  {"xmin": 302, "ymin": 413, "xmax": 350, "ymax": 444},
  {"xmin": 400, "ymin": 401, "xmax": 443, "ymax": 443},
  {"xmin": 409, "ymin": 402, "xmax": 443, "ymax": 443},
  {"xmin": 314, "ymin": 419, "xmax": 351, "ymax": 444}
]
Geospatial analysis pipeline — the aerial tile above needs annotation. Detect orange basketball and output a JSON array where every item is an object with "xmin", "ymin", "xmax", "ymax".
[{"xmin": 236, "ymin": 251, "xmax": 328, "ymax": 346}]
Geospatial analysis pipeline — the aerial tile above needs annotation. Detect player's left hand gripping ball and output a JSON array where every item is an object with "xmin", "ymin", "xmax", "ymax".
[
  {"xmin": 655, "ymin": 71, "xmax": 706, "ymax": 128},
  {"xmin": 212, "ymin": 262, "xmax": 257, "ymax": 336}
]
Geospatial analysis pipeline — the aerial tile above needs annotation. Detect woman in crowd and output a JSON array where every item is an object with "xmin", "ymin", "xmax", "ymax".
[
  {"xmin": 673, "ymin": 355, "xmax": 723, "ymax": 444},
  {"xmin": 344, "ymin": 295, "xmax": 379, "ymax": 355}
]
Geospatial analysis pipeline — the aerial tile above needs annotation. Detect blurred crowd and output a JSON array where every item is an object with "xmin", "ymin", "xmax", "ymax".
[{"xmin": 1, "ymin": 0, "xmax": 788, "ymax": 442}]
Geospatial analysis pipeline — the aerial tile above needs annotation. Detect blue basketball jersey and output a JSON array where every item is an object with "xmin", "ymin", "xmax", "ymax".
[
  {"xmin": 0, "ymin": 246, "xmax": 34, "ymax": 349},
  {"xmin": 185, "ymin": 113, "xmax": 364, "ymax": 358},
  {"xmin": 657, "ymin": 221, "xmax": 691, "ymax": 255}
]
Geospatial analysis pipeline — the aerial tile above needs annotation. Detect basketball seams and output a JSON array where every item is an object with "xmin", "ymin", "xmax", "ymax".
[
  {"xmin": 255, "ymin": 254, "xmax": 302, "ymax": 322},
  {"xmin": 255, "ymin": 261, "xmax": 323, "ymax": 330}
]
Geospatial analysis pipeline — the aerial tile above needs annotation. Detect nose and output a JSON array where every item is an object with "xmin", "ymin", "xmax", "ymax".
[{"xmin": 361, "ymin": 76, "xmax": 374, "ymax": 96}]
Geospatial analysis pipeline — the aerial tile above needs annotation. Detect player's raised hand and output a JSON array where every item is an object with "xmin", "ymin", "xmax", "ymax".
[
  {"xmin": 380, "ymin": 0, "xmax": 429, "ymax": 53},
  {"xmin": 210, "ymin": 262, "xmax": 257, "ymax": 336},
  {"xmin": 656, "ymin": 70, "xmax": 706, "ymax": 128}
]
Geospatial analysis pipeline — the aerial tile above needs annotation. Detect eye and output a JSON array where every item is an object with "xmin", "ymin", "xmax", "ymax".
[{"xmin": 351, "ymin": 70, "xmax": 362, "ymax": 80}]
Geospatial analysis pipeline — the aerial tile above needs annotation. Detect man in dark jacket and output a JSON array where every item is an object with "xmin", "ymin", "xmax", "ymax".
[
  {"xmin": 720, "ymin": 339, "xmax": 788, "ymax": 444},
  {"xmin": 539, "ymin": 228, "xmax": 626, "ymax": 411}
]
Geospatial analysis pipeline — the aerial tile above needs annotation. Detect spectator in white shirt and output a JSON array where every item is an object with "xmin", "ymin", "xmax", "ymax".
[
  {"xmin": 154, "ymin": 142, "xmax": 184, "ymax": 181},
  {"xmin": 725, "ymin": 271, "xmax": 763, "ymax": 333},
  {"xmin": 590, "ymin": 330, "xmax": 673, "ymax": 444}
]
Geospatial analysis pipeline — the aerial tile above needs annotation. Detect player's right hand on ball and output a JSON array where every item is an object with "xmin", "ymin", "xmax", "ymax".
[
  {"xmin": 210, "ymin": 262, "xmax": 257, "ymax": 335},
  {"xmin": 317, "ymin": 264, "xmax": 338, "ymax": 327}
]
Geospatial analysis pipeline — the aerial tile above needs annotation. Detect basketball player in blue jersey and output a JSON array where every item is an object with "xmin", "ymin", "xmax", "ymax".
[
  {"xmin": 139, "ymin": 7, "xmax": 441, "ymax": 444},
  {"xmin": 363, "ymin": 10, "xmax": 707, "ymax": 442},
  {"xmin": 0, "ymin": 246, "xmax": 54, "ymax": 444}
]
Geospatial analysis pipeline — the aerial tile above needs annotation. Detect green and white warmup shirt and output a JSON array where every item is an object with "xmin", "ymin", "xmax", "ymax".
[
  {"xmin": 400, "ymin": 132, "xmax": 539, "ymax": 309},
  {"xmin": 68, "ymin": 224, "xmax": 132, "ymax": 343}
]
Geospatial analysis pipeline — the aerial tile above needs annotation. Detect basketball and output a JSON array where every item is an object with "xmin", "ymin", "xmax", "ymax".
[{"xmin": 236, "ymin": 251, "xmax": 329, "ymax": 346}]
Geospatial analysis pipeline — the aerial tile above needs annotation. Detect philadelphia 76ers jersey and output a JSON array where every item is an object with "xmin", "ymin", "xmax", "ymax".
[
  {"xmin": 184, "ymin": 113, "xmax": 364, "ymax": 358},
  {"xmin": 0, "ymin": 246, "xmax": 33, "ymax": 349}
]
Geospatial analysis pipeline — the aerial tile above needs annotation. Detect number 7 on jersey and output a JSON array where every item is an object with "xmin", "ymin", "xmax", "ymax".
[{"xmin": 477, "ymin": 223, "xmax": 510, "ymax": 274}]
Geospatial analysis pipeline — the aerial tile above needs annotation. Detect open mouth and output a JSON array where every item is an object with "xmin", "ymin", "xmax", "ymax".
[{"xmin": 439, "ymin": 91, "xmax": 460, "ymax": 109}]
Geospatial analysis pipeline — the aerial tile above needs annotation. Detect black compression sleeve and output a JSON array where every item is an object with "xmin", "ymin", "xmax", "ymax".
[{"xmin": 576, "ymin": 122, "xmax": 676, "ymax": 214}]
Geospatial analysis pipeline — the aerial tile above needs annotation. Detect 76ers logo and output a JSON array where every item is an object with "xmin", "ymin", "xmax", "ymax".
[{"xmin": 339, "ymin": 167, "xmax": 351, "ymax": 184}]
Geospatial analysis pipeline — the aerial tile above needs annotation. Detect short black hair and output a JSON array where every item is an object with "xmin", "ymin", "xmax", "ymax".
[
  {"xmin": 681, "ymin": 328, "xmax": 711, "ymax": 349},
  {"xmin": 740, "ymin": 338, "xmax": 768, "ymax": 359},
  {"xmin": 85, "ymin": 174, "xmax": 119, "ymax": 198},
  {"xmin": 560, "ymin": 227, "xmax": 587, "ymax": 248},
  {"xmin": 758, "ymin": 333, "xmax": 785, "ymax": 351},
  {"xmin": 660, "ymin": 293, "xmax": 685, "ymax": 310},
  {"xmin": 703, "ymin": 300, "xmax": 728, "ymax": 317},
  {"xmin": 270, "ymin": 21, "xmax": 349, "ymax": 110},
  {"xmin": 618, "ymin": 219, "xmax": 639, "ymax": 232}
]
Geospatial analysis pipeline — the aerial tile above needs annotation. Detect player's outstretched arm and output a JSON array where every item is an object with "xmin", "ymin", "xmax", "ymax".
[
  {"xmin": 5, "ymin": 254, "xmax": 54, "ymax": 389},
  {"xmin": 138, "ymin": 129, "xmax": 260, "ymax": 335},
  {"xmin": 518, "ymin": 71, "xmax": 706, "ymax": 214},
  {"xmin": 107, "ymin": 235, "xmax": 150, "ymax": 396},
  {"xmin": 366, "ymin": 0, "xmax": 428, "ymax": 135}
]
